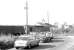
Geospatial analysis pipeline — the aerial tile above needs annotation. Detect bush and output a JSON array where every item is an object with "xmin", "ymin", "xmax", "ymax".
[
  {"xmin": 0, "ymin": 41, "xmax": 14, "ymax": 49},
  {"xmin": 0, "ymin": 35, "xmax": 16, "ymax": 49}
]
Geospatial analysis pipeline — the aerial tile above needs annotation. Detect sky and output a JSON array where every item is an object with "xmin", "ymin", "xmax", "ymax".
[{"xmin": 0, "ymin": 0, "xmax": 74, "ymax": 25}]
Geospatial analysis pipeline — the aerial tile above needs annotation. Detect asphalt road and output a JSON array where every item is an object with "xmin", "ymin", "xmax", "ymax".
[
  {"xmin": 1, "ymin": 34, "xmax": 74, "ymax": 50},
  {"xmin": 8, "ymin": 35, "xmax": 74, "ymax": 50},
  {"xmin": 51, "ymin": 36, "xmax": 74, "ymax": 50},
  {"xmin": 8, "ymin": 35, "xmax": 67, "ymax": 50}
]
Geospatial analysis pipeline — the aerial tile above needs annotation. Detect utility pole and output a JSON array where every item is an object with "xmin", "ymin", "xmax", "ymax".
[
  {"xmin": 47, "ymin": 11, "xmax": 49, "ymax": 24},
  {"xmin": 26, "ymin": 0, "xmax": 28, "ymax": 26},
  {"xmin": 47, "ymin": 11, "xmax": 50, "ymax": 32},
  {"xmin": 24, "ymin": 0, "xmax": 28, "ymax": 34}
]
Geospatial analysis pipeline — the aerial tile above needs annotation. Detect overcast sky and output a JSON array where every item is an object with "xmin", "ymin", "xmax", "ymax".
[{"xmin": 0, "ymin": 0, "xmax": 74, "ymax": 25}]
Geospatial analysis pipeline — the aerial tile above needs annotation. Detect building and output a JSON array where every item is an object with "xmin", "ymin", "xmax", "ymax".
[
  {"xmin": 0, "ymin": 23, "xmax": 54, "ymax": 35},
  {"xmin": 27, "ymin": 23, "xmax": 54, "ymax": 33},
  {"xmin": 0, "ymin": 25, "xmax": 25, "ymax": 35}
]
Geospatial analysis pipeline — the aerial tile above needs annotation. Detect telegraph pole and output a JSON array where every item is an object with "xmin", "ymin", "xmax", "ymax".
[
  {"xmin": 47, "ymin": 11, "xmax": 49, "ymax": 24},
  {"xmin": 47, "ymin": 11, "xmax": 50, "ymax": 32},
  {"xmin": 26, "ymin": 0, "xmax": 28, "ymax": 26},
  {"xmin": 25, "ymin": 0, "xmax": 28, "ymax": 34}
]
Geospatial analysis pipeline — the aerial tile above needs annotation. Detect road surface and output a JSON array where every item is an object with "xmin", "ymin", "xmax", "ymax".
[
  {"xmin": 51, "ymin": 36, "xmax": 74, "ymax": 50},
  {"xmin": 8, "ymin": 35, "xmax": 74, "ymax": 50}
]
